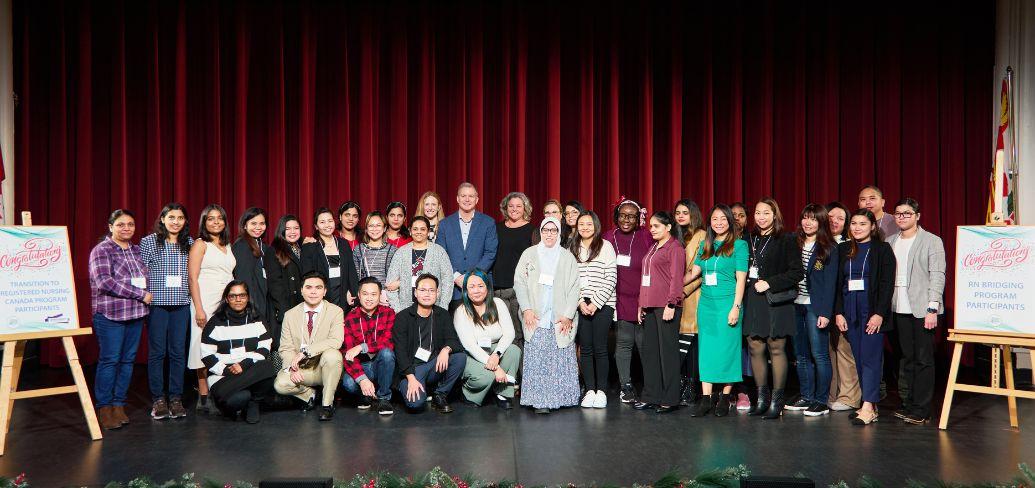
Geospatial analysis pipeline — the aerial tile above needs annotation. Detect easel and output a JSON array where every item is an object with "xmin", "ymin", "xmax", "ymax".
[
  {"xmin": 0, "ymin": 212, "xmax": 102, "ymax": 455},
  {"xmin": 940, "ymin": 218, "xmax": 1034, "ymax": 430},
  {"xmin": 938, "ymin": 330, "xmax": 1035, "ymax": 430}
]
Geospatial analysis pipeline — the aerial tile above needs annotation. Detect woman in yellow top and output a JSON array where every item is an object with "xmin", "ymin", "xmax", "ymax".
[{"xmin": 674, "ymin": 199, "xmax": 706, "ymax": 407}]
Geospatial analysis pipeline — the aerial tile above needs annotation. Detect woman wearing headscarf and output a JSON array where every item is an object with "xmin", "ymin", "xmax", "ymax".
[{"xmin": 513, "ymin": 217, "xmax": 581, "ymax": 414}]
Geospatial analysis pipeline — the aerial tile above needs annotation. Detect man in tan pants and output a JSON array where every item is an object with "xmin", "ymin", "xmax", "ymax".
[
  {"xmin": 829, "ymin": 328, "xmax": 861, "ymax": 410},
  {"xmin": 275, "ymin": 272, "xmax": 345, "ymax": 421}
]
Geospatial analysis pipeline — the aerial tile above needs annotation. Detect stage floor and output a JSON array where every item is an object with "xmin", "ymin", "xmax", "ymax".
[{"xmin": 1, "ymin": 367, "xmax": 1032, "ymax": 487}]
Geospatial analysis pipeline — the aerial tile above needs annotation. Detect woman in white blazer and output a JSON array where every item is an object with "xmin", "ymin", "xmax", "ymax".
[{"xmin": 513, "ymin": 217, "xmax": 581, "ymax": 414}]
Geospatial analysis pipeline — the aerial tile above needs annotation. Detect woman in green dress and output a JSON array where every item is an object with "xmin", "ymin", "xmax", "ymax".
[{"xmin": 688, "ymin": 204, "xmax": 748, "ymax": 417}]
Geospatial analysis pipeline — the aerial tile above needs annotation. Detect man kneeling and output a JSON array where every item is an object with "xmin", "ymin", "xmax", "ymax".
[
  {"xmin": 341, "ymin": 277, "xmax": 397, "ymax": 415},
  {"xmin": 274, "ymin": 271, "xmax": 345, "ymax": 421},
  {"xmin": 394, "ymin": 273, "xmax": 466, "ymax": 413}
]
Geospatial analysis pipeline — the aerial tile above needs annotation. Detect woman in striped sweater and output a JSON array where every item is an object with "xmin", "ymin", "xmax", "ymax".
[
  {"xmin": 200, "ymin": 280, "xmax": 276, "ymax": 424},
  {"xmin": 569, "ymin": 210, "xmax": 618, "ymax": 408}
]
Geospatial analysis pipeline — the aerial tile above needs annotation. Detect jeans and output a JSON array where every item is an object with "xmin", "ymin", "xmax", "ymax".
[
  {"xmin": 147, "ymin": 304, "xmax": 190, "ymax": 400},
  {"xmin": 397, "ymin": 352, "xmax": 466, "ymax": 409},
  {"xmin": 93, "ymin": 313, "xmax": 145, "ymax": 407},
  {"xmin": 341, "ymin": 349, "xmax": 396, "ymax": 401},
  {"xmin": 793, "ymin": 303, "xmax": 832, "ymax": 404}
]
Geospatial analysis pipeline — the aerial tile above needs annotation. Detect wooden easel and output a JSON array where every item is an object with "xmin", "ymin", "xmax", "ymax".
[
  {"xmin": 0, "ymin": 211, "xmax": 102, "ymax": 455},
  {"xmin": 938, "ymin": 330, "xmax": 1035, "ymax": 430}
]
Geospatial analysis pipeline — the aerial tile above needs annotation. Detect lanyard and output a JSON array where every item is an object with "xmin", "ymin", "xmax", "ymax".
[
  {"xmin": 226, "ymin": 313, "xmax": 250, "ymax": 349},
  {"xmin": 612, "ymin": 229, "xmax": 636, "ymax": 256},
  {"xmin": 643, "ymin": 240, "xmax": 666, "ymax": 278},
  {"xmin": 848, "ymin": 247, "xmax": 871, "ymax": 281},
  {"xmin": 417, "ymin": 309, "xmax": 434, "ymax": 351},
  {"xmin": 359, "ymin": 310, "xmax": 380, "ymax": 344},
  {"xmin": 121, "ymin": 246, "xmax": 143, "ymax": 277},
  {"xmin": 751, "ymin": 234, "xmax": 772, "ymax": 261}
]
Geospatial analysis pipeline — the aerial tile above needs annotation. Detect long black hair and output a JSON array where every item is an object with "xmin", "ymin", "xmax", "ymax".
[
  {"xmin": 237, "ymin": 207, "xmax": 268, "ymax": 258},
  {"xmin": 796, "ymin": 204, "xmax": 834, "ymax": 264},
  {"xmin": 385, "ymin": 201, "xmax": 411, "ymax": 239},
  {"xmin": 312, "ymin": 207, "xmax": 337, "ymax": 245},
  {"xmin": 153, "ymin": 203, "xmax": 191, "ymax": 254},
  {"xmin": 561, "ymin": 200, "xmax": 585, "ymax": 247},
  {"xmin": 272, "ymin": 214, "xmax": 302, "ymax": 267},
  {"xmin": 198, "ymin": 204, "xmax": 231, "ymax": 246},
  {"xmin": 568, "ymin": 210, "xmax": 604, "ymax": 263},
  {"xmin": 337, "ymin": 201, "xmax": 362, "ymax": 233},
  {"xmin": 845, "ymin": 209, "xmax": 881, "ymax": 259}
]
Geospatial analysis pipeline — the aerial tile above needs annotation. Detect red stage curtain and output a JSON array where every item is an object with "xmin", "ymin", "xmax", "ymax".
[{"xmin": 14, "ymin": 1, "xmax": 993, "ymax": 366}]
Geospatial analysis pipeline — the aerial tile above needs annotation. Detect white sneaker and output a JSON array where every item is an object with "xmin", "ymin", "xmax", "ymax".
[
  {"xmin": 581, "ymin": 390, "xmax": 597, "ymax": 408},
  {"xmin": 593, "ymin": 390, "xmax": 607, "ymax": 408},
  {"xmin": 830, "ymin": 401, "xmax": 856, "ymax": 411}
]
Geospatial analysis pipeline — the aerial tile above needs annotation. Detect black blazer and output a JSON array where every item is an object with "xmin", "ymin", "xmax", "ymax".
[
  {"xmin": 264, "ymin": 249, "xmax": 302, "ymax": 325},
  {"xmin": 392, "ymin": 304, "xmax": 463, "ymax": 381},
  {"xmin": 834, "ymin": 240, "xmax": 896, "ymax": 326},
  {"xmin": 300, "ymin": 237, "xmax": 360, "ymax": 310},
  {"xmin": 231, "ymin": 238, "xmax": 274, "ymax": 323},
  {"xmin": 752, "ymin": 232, "xmax": 805, "ymax": 294}
]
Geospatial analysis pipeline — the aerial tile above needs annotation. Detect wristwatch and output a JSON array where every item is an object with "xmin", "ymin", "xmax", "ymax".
[
  {"xmin": 734, "ymin": 303, "xmax": 743, "ymax": 310},
  {"xmin": 494, "ymin": 350, "xmax": 503, "ymax": 358},
  {"xmin": 926, "ymin": 307, "xmax": 939, "ymax": 314}
]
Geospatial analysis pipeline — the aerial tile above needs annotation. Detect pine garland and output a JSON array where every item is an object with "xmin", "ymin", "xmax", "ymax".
[{"xmin": 0, "ymin": 463, "xmax": 1029, "ymax": 488}]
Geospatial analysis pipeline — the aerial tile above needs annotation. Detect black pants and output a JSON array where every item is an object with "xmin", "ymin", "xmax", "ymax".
[
  {"xmin": 209, "ymin": 361, "xmax": 277, "ymax": 415},
  {"xmin": 577, "ymin": 305, "xmax": 614, "ymax": 391},
  {"xmin": 679, "ymin": 333, "xmax": 699, "ymax": 379},
  {"xmin": 894, "ymin": 313, "xmax": 935, "ymax": 417},
  {"xmin": 639, "ymin": 307, "xmax": 682, "ymax": 406}
]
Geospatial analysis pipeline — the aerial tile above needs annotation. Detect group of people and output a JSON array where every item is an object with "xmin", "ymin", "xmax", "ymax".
[{"xmin": 87, "ymin": 182, "xmax": 945, "ymax": 429}]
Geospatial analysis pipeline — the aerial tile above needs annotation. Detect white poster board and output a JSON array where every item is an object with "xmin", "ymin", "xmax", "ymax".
[
  {"xmin": 0, "ymin": 226, "xmax": 80, "ymax": 334},
  {"xmin": 955, "ymin": 225, "xmax": 1035, "ymax": 336}
]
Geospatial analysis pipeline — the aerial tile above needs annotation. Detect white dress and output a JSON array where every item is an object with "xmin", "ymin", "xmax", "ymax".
[{"xmin": 188, "ymin": 240, "xmax": 236, "ymax": 369}]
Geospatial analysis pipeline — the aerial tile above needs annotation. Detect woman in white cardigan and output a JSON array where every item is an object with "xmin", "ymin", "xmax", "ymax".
[
  {"xmin": 513, "ymin": 217, "xmax": 581, "ymax": 414},
  {"xmin": 385, "ymin": 216, "xmax": 454, "ymax": 312},
  {"xmin": 454, "ymin": 269, "xmax": 522, "ymax": 409}
]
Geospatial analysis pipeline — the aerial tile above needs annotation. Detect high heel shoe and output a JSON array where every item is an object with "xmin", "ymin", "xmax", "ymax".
[
  {"xmin": 762, "ymin": 389, "xmax": 785, "ymax": 420},
  {"xmin": 691, "ymin": 394, "xmax": 714, "ymax": 417},
  {"xmin": 748, "ymin": 386, "xmax": 771, "ymax": 416},
  {"xmin": 714, "ymin": 393, "xmax": 731, "ymax": 417}
]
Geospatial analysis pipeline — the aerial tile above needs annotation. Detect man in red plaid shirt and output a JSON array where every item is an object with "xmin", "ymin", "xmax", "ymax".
[{"xmin": 341, "ymin": 277, "xmax": 397, "ymax": 415}]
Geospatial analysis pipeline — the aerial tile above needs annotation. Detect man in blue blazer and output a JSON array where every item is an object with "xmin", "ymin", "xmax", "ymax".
[{"xmin": 436, "ymin": 182, "xmax": 499, "ymax": 310}]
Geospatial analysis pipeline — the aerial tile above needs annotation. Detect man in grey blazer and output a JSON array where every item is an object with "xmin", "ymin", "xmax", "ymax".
[{"xmin": 886, "ymin": 198, "xmax": 946, "ymax": 425}]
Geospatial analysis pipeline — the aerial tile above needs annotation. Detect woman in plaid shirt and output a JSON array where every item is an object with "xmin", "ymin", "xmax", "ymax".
[{"xmin": 89, "ymin": 209, "xmax": 152, "ymax": 431}]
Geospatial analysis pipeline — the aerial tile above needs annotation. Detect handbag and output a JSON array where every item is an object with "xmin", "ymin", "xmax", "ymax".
[{"xmin": 765, "ymin": 288, "xmax": 797, "ymax": 305}]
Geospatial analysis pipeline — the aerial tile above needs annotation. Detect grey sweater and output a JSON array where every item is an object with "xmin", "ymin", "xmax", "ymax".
[{"xmin": 385, "ymin": 242, "xmax": 454, "ymax": 311}]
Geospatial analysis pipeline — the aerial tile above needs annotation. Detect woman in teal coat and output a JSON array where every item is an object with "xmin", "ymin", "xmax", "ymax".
[{"xmin": 688, "ymin": 204, "xmax": 748, "ymax": 417}]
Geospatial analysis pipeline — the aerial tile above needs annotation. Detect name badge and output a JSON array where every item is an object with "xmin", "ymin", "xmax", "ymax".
[
  {"xmin": 616, "ymin": 254, "xmax": 632, "ymax": 267},
  {"xmin": 165, "ymin": 275, "xmax": 183, "ymax": 288},
  {"xmin": 538, "ymin": 273, "xmax": 555, "ymax": 286},
  {"xmin": 704, "ymin": 273, "xmax": 718, "ymax": 286},
  {"xmin": 478, "ymin": 337, "xmax": 492, "ymax": 349},
  {"xmin": 748, "ymin": 266, "xmax": 759, "ymax": 279},
  {"xmin": 328, "ymin": 266, "xmax": 341, "ymax": 279},
  {"xmin": 415, "ymin": 347, "xmax": 432, "ymax": 362},
  {"xmin": 261, "ymin": 268, "xmax": 267, "ymax": 279},
  {"xmin": 848, "ymin": 279, "xmax": 866, "ymax": 291},
  {"xmin": 641, "ymin": 275, "xmax": 651, "ymax": 287},
  {"xmin": 131, "ymin": 276, "xmax": 147, "ymax": 289},
  {"xmin": 411, "ymin": 275, "xmax": 418, "ymax": 287},
  {"xmin": 229, "ymin": 346, "xmax": 246, "ymax": 362}
]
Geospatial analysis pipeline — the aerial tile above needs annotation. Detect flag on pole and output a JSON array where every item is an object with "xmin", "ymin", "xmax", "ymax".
[
  {"xmin": 0, "ymin": 128, "xmax": 5, "ymax": 225},
  {"xmin": 987, "ymin": 74, "xmax": 1017, "ymax": 225}
]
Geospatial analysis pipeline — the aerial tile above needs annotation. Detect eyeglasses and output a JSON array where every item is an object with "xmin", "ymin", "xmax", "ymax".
[
  {"xmin": 893, "ymin": 212, "xmax": 916, "ymax": 219},
  {"xmin": 618, "ymin": 213, "xmax": 638, "ymax": 221},
  {"xmin": 540, "ymin": 228, "xmax": 560, "ymax": 235},
  {"xmin": 415, "ymin": 288, "xmax": 438, "ymax": 294},
  {"xmin": 227, "ymin": 293, "xmax": 249, "ymax": 301}
]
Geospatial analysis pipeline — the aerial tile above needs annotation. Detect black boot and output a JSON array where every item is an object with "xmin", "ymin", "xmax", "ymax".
[
  {"xmin": 714, "ymin": 393, "xmax": 731, "ymax": 417},
  {"xmin": 691, "ymin": 394, "xmax": 714, "ymax": 417},
  {"xmin": 763, "ymin": 389, "xmax": 785, "ymax": 420},
  {"xmin": 748, "ymin": 386, "xmax": 771, "ymax": 416}
]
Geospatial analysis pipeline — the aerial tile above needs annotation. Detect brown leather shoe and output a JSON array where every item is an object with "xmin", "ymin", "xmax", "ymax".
[
  {"xmin": 98, "ymin": 407, "xmax": 122, "ymax": 430},
  {"xmin": 112, "ymin": 406, "xmax": 129, "ymax": 425}
]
